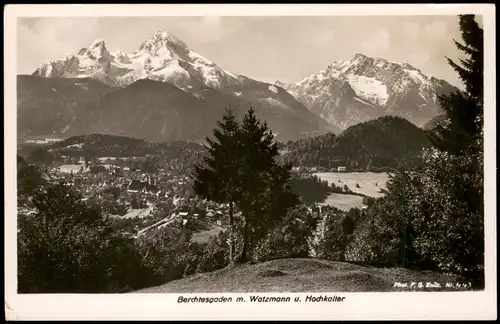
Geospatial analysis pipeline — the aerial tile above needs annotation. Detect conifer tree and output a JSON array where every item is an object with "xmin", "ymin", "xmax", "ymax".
[
  {"xmin": 192, "ymin": 107, "xmax": 241, "ymax": 264},
  {"xmin": 235, "ymin": 108, "xmax": 299, "ymax": 262},
  {"xmin": 372, "ymin": 14, "xmax": 485, "ymax": 286},
  {"xmin": 428, "ymin": 14, "xmax": 483, "ymax": 155},
  {"xmin": 193, "ymin": 107, "xmax": 299, "ymax": 264}
]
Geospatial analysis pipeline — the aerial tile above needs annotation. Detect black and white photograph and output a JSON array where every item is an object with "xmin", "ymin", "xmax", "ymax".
[{"xmin": 4, "ymin": 3, "xmax": 496, "ymax": 321}]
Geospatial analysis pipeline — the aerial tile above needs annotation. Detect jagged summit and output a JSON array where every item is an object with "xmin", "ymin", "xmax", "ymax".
[
  {"xmin": 136, "ymin": 30, "xmax": 190, "ymax": 56},
  {"xmin": 402, "ymin": 62, "xmax": 419, "ymax": 71},
  {"xmin": 151, "ymin": 30, "xmax": 186, "ymax": 45},
  {"xmin": 31, "ymin": 29, "xmax": 243, "ymax": 89},
  {"xmin": 344, "ymin": 53, "xmax": 417, "ymax": 71},
  {"xmin": 280, "ymin": 52, "xmax": 457, "ymax": 130},
  {"xmin": 85, "ymin": 39, "xmax": 110, "ymax": 58},
  {"xmin": 24, "ymin": 30, "xmax": 339, "ymax": 142},
  {"xmin": 89, "ymin": 39, "xmax": 106, "ymax": 48},
  {"xmin": 353, "ymin": 52, "xmax": 367, "ymax": 60}
]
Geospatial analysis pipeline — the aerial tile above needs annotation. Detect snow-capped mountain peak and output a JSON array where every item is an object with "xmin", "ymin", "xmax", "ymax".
[
  {"xmin": 22, "ymin": 31, "xmax": 342, "ymax": 143},
  {"xmin": 402, "ymin": 62, "xmax": 418, "ymax": 71},
  {"xmin": 84, "ymin": 39, "xmax": 110, "ymax": 59},
  {"xmin": 152, "ymin": 30, "xmax": 187, "ymax": 47},
  {"xmin": 32, "ymin": 29, "xmax": 243, "ymax": 90},
  {"xmin": 353, "ymin": 52, "xmax": 367, "ymax": 60},
  {"xmin": 89, "ymin": 39, "xmax": 106, "ymax": 49},
  {"xmin": 136, "ymin": 30, "xmax": 190, "ymax": 57},
  {"xmin": 279, "ymin": 52, "xmax": 457, "ymax": 130}
]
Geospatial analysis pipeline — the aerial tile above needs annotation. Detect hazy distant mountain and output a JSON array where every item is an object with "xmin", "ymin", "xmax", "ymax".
[
  {"xmin": 23, "ymin": 30, "xmax": 339, "ymax": 142},
  {"xmin": 278, "ymin": 53, "xmax": 458, "ymax": 130},
  {"xmin": 17, "ymin": 75, "xmax": 116, "ymax": 137}
]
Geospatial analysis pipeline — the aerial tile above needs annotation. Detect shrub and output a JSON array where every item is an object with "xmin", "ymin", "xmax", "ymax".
[
  {"xmin": 344, "ymin": 202, "xmax": 401, "ymax": 266},
  {"xmin": 309, "ymin": 209, "xmax": 358, "ymax": 262},
  {"xmin": 254, "ymin": 207, "xmax": 315, "ymax": 261},
  {"xmin": 345, "ymin": 174, "xmax": 421, "ymax": 268},
  {"xmin": 17, "ymin": 184, "xmax": 144, "ymax": 293},
  {"xmin": 407, "ymin": 148, "xmax": 483, "ymax": 284},
  {"xmin": 345, "ymin": 147, "xmax": 483, "ymax": 287},
  {"xmin": 194, "ymin": 231, "xmax": 230, "ymax": 273},
  {"xmin": 132, "ymin": 224, "xmax": 196, "ymax": 288},
  {"xmin": 361, "ymin": 196, "xmax": 376, "ymax": 207}
]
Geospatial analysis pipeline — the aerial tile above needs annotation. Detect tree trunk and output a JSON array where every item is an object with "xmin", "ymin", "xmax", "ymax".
[
  {"xmin": 228, "ymin": 199, "xmax": 235, "ymax": 265},
  {"xmin": 236, "ymin": 215, "xmax": 249, "ymax": 264}
]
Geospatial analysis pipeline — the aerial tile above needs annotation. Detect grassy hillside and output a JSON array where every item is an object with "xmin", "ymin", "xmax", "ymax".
[{"xmin": 132, "ymin": 258, "xmax": 467, "ymax": 293}]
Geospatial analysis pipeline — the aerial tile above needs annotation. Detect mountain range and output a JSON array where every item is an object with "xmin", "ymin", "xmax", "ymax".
[
  {"xmin": 21, "ymin": 30, "xmax": 339, "ymax": 142},
  {"xmin": 19, "ymin": 30, "xmax": 457, "ymax": 142},
  {"xmin": 278, "ymin": 53, "xmax": 457, "ymax": 130}
]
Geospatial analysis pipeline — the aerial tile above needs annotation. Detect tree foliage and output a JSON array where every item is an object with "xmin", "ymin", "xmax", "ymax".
[
  {"xmin": 133, "ymin": 224, "xmax": 194, "ymax": 286},
  {"xmin": 254, "ymin": 206, "xmax": 318, "ymax": 261},
  {"xmin": 18, "ymin": 184, "xmax": 143, "ymax": 293},
  {"xmin": 192, "ymin": 107, "xmax": 299, "ymax": 263},
  {"xmin": 311, "ymin": 207, "xmax": 362, "ymax": 262},
  {"xmin": 17, "ymin": 182, "xmax": 237, "ymax": 292},
  {"xmin": 192, "ymin": 107, "xmax": 241, "ymax": 263},
  {"xmin": 428, "ymin": 15, "xmax": 483, "ymax": 156},
  {"xmin": 281, "ymin": 116, "xmax": 430, "ymax": 170},
  {"xmin": 17, "ymin": 156, "xmax": 45, "ymax": 198},
  {"xmin": 347, "ymin": 15, "xmax": 485, "ymax": 288}
]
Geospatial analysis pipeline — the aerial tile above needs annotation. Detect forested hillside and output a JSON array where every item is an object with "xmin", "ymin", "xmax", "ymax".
[
  {"xmin": 281, "ymin": 116, "xmax": 431, "ymax": 170},
  {"xmin": 23, "ymin": 134, "xmax": 206, "ymax": 167}
]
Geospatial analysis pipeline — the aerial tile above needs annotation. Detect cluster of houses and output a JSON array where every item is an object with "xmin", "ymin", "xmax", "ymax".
[
  {"xmin": 24, "ymin": 153, "xmax": 352, "ymax": 239},
  {"xmin": 127, "ymin": 176, "xmax": 160, "ymax": 195},
  {"xmin": 35, "ymin": 158, "xmax": 237, "ymax": 236},
  {"xmin": 292, "ymin": 166, "xmax": 347, "ymax": 173}
]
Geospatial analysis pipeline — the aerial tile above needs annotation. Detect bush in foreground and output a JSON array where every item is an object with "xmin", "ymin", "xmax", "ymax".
[
  {"xmin": 18, "ymin": 184, "xmax": 145, "ymax": 293},
  {"xmin": 254, "ymin": 207, "xmax": 316, "ymax": 261}
]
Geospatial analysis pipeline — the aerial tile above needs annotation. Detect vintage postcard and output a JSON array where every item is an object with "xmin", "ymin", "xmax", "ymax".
[{"xmin": 4, "ymin": 3, "xmax": 496, "ymax": 321}]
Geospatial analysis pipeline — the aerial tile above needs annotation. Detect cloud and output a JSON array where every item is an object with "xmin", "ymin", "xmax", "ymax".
[
  {"xmin": 17, "ymin": 18, "xmax": 101, "ymax": 73},
  {"xmin": 179, "ymin": 15, "xmax": 230, "ymax": 43},
  {"xmin": 361, "ymin": 27, "xmax": 390, "ymax": 56},
  {"xmin": 424, "ymin": 19, "xmax": 448, "ymax": 41},
  {"xmin": 309, "ymin": 30, "xmax": 336, "ymax": 45},
  {"xmin": 408, "ymin": 50, "xmax": 431, "ymax": 67},
  {"xmin": 403, "ymin": 22, "xmax": 422, "ymax": 42}
]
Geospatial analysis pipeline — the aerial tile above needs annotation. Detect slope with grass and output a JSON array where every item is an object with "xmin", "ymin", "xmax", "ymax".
[{"xmin": 132, "ymin": 258, "xmax": 467, "ymax": 293}]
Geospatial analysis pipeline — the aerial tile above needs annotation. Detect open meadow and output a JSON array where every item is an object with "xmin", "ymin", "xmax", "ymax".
[
  {"xmin": 314, "ymin": 172, "xmax": 391, "ymax": 198},
  {"xmin": 322, "ymin": 193, "xmax": 365, "ymax": 211}
]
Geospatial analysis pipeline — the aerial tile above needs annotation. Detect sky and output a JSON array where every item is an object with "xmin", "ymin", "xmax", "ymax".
[{"xmin": 17, "ymin": 15, "xmax": 478, "ymax": 87}]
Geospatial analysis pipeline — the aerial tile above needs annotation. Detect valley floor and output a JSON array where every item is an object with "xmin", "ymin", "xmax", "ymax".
[{"xmin": 132, "ymin": 258, "xmax": 469, "ymax": 293}]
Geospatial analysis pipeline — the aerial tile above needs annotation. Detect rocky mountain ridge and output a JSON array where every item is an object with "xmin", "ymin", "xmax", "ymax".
[
  {"xmin": 23, "ymin": 30, "xmax": 340, "ymax": 142},
  {"xmin": 278, "ymin": 53, "xmax": 457, "ymax": 130}
]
